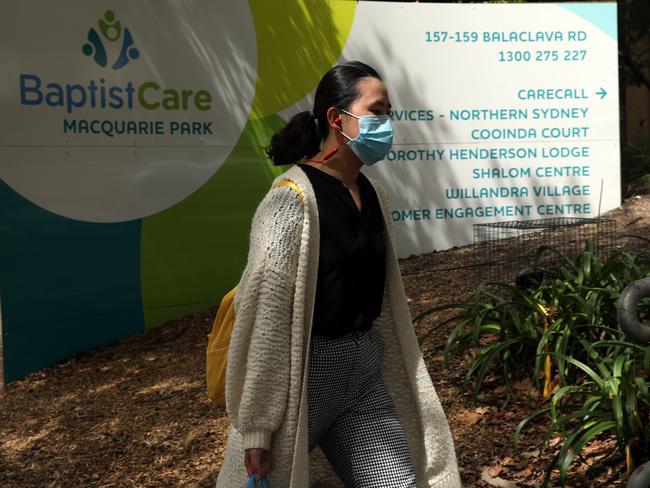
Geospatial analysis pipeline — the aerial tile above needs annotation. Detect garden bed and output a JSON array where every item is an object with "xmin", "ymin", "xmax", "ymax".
[{"xmin": 3, "ymin": 195, "xmax": 650, "ymax": 487}]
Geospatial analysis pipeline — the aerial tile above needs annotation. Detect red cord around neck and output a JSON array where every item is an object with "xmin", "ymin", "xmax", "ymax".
[{"xmin": 304, "ymin": 143, "xmax": 341, "ymax": 164}]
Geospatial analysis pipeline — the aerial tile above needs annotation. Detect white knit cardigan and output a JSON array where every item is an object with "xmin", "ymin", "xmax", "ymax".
[{"xmin": 216, "ymin": 164, "xmax": 461, "ymax": 488}]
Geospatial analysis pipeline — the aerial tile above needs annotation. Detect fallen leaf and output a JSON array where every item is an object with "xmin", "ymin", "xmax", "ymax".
[
  {"xmin": 522, "ymin": 449, "xmax": 540, "ymax": 458},
  {"xmin": 481, "ymin": 468, "xmax": 521, "ymax": 488},
  {"xmin": 459, "ymin": 411, "xmax": 482, "ymax": 426},
  {"xmin": 486, "ymin": 465, "xmax": 502, "ymax": 477},
  {"xmin": 501, "ymin": 456, "xmax": 516, "ymax": 466},
  {"xmin": 516, "ymin": 467, "xmax": 533, "ymax": 477}
]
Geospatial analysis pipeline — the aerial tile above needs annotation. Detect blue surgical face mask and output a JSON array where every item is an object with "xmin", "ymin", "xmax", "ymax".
[{"xmin": 339, "ymin": 108, "xmax": 393, "ymax": 166}]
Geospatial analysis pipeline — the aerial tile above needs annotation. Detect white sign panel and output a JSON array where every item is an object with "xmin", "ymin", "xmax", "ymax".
[
  {"xmin": 343, "ymin": 2, "xmax": 619, "ymax": 257},
  {"xmin": 1, "ymin": 2, "xmax": 620, "ymax": 258}
]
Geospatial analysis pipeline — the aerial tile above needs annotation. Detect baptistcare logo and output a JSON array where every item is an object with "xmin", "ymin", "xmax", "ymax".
[{"xmin": 82, "ymin": 10, "xmax": 139, "ymax": 70}]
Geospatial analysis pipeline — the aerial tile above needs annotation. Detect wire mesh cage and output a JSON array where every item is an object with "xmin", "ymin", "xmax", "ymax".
[{"xmin": 473, "ymin": 217, "xmax": 617, "ymax": 285}]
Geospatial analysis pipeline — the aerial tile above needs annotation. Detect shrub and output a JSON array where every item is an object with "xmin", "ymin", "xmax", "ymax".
[{"xmin": 418, "ymin": 241, "xmax": 650, "ymax": 484}]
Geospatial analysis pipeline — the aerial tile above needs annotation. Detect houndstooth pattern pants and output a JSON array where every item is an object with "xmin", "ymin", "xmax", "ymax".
[{"xmin": 307, "ymin": 329, "xmax": 417, "ymax": 488}]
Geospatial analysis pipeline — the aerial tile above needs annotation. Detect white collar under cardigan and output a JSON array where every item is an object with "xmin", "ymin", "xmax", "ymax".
[{"xmin": 216, "ymin": 164, "xmax": 461, "ymax": 487}]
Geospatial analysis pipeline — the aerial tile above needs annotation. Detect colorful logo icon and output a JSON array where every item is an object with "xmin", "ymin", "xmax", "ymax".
[{"xmin": 82, "ymin": 10, "xmax": 140, "ymax": 70}]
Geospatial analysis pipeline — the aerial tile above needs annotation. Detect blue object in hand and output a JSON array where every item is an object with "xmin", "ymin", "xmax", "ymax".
[{"xmin": 247, "ymin": 474, "xmax": 270, "ymax": 488}]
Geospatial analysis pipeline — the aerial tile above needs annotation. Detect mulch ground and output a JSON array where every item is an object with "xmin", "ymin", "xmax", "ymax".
[{"xmin": 3, "ymin": 195, "xmax": 650, "ymax": 488}]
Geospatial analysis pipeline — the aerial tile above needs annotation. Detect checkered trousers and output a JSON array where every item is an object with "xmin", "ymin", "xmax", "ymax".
[{"xmin": 307, "ymin": 329, "xmax": 417, "ymax": 488}]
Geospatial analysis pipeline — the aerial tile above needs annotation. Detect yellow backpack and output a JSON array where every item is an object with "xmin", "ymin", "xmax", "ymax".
[{"xmin": 206, "ymin": 179, "xmax": 305, "ymax": 405}]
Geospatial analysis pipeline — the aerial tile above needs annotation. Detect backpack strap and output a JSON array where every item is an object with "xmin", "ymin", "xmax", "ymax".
[{"xmin": 271, "ymin": 179, "xmax": 305, "ymax": 207}]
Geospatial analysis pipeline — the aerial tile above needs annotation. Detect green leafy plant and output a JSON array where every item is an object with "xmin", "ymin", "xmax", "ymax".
[
  {"xmin": 516, "ymin": 340, "xmax": 650, "ymax": 485},
  {"xmin": 419, "ymin": 241, "xmax": 650, "ymax": 485},
  {"xmin": 418, "ymin": 242, "xmax": 650, "ymax": 401}
]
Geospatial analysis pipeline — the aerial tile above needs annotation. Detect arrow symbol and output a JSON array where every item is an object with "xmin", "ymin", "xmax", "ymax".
[{"xmin": 596, "ymin": 87, "xmax": 607, "ymax": 99}]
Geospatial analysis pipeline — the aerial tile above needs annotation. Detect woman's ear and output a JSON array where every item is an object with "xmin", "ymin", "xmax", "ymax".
[{"xmin": 326, "ymin": 107, "xmax": 342, "ymax": 131}]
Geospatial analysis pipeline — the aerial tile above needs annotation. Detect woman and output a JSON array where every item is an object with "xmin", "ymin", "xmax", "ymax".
[{"xmin": 216, "ymin": 61, "xmax": 461, "ymax": 487}]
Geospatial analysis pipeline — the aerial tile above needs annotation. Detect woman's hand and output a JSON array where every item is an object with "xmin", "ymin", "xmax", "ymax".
[{"xmin": 245, "ymin": 448, "xmax": 272, "ymax": 480}]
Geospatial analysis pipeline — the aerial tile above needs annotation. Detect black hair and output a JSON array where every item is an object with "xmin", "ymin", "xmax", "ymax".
[{"xmin": 266, "ymin": 61, "xmax": 382, "ymax": 166}]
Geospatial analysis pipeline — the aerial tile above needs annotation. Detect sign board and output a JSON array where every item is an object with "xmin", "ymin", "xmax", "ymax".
[
  {"xmin": 0, "ymin": 1, "xmax": 619, "ymax": 381},
  {"xmin": 284, "ymin": 2, "xmax": 620, "ymax": 255}
]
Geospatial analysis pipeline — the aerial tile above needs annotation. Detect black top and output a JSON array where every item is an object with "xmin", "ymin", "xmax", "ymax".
[{"xmin": 297, "ymin": 163, "xmax": 386, "ymax": 338}]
